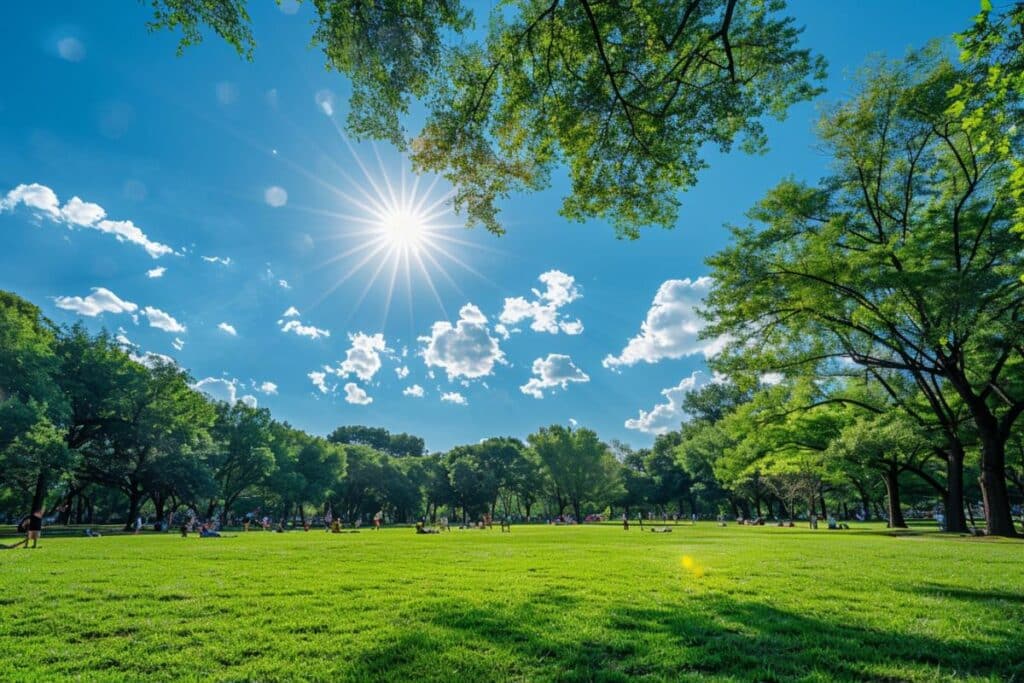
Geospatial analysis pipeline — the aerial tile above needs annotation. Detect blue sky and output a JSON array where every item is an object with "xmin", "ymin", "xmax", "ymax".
[{"xmin": 0, "ymin": 1, "xmax": 973, "ymax": 452}]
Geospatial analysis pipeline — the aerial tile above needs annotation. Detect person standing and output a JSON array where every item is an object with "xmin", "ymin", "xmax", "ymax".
[
  {"xmin": 373, "ymin": 510, "xmax": 383, "ymax": 530},
  {"xmin": 622, "ymin": 513, "xmax": 629, "ymax": 531}
]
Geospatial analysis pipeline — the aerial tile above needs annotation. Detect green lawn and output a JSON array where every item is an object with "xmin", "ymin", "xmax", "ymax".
[{"xmin": 1, "ymin": 523, "xmax": 1021, "ymax": 682}]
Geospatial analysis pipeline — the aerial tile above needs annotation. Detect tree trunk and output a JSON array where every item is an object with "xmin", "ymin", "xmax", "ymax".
[
  {"xmin": 124, "ymin": 489, "xmax": 143, "ymax": 531},
  {"xmin": 977, "ymin": 434, "xmax": 1018, "ymax": 536},
  {"xmin": 572, "ymin": 499, "xmax": 582, "ymax": 523},
  {"xmin": 944, "ymin": 442, "xmax": 967, "ymax": 533},
  {"xmin": 882, "ymin": 468, "xmax": 907, "ymax": 529},
  {"xmin": 818, "ymin": 493, "xmax": 828, "ymax": 520},
  {"xmin": 30, "ymin": 470, "xmax": 47, "ymax": 514}
]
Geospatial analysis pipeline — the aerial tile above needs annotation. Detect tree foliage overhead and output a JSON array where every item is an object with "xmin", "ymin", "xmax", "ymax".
[{"xmin": 144, "ymin": 0, "xmax": 825, "ymax": 237}]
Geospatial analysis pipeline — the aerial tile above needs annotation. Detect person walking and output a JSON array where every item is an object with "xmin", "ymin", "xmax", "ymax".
[{"xmin": 4, "ymin": 510, "xmax": 44, "ymax": 549}]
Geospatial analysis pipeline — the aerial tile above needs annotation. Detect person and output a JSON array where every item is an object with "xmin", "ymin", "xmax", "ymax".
[
  {"xmin": 439, "ymin": 516, "xmax": 449, "ymax": 532},
  {"xmin": 810, "ymin": 513, "xmax": 818, "ymax": 530},
  {"xmin": 622, "ymin": 513, "xmax": 629, "ymax": 531},
  {"xmin": 134, "ymin": 516, "xmax": 143, "ymax": 534},
  {"xmin": 373, "ymin": 510, "xmax": 383, "ymax": 530},
  {"xmin": 3, "ymin": 510, "xmax": 43, "ymax": 549},
  {"xmin": 84, "ymin": 528, "xmax": 102, "ymax": 537},
  {"xmin": 827, "ymin": 515, "xmax": 838, "ymax": 530},
  {"xmin": 500, "ymin": 517, "xmax": 511, "ymax": 533},
  {"xmin": 331, "ymin": 519, "xmax": 341, "ymax": 533},
  {"xmin": 415, "ymin": 522, "xmax": 438, "ymax": 534},
  {"xmin": 199, "ymin": 523, "xmax": 221, "ymax": 538},
  {"xmin": 935, "ymin": 511, "xmax": 945, "ymax": 531}
]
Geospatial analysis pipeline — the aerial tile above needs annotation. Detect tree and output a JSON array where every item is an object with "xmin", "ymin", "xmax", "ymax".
[
  {"xmin": 528, "ymin": 424, "xmax": 620, "ymax": 521},
  {"xmin": 207, "ymin": 401, "xmax": 275, "ymax": 522},
  {"xmin": 145, "ymin": 0, "xmax": 824, "ymax": 236},
  {"xmin": 75, "ymin": 356, "xmax": 214, "ymax": 529},
  {"xmin": 328, "ymin": 425, "xmax": 425, "ymax": 457},
  {"xmin": 0, "ymin": 291, "xmax": 69, "ymax": 513},
  {"xmin": 706, "ymin": 50, "xmax": 1024, "ymax": 535}
]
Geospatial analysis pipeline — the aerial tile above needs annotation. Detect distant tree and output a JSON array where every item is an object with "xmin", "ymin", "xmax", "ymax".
[
  {"xmin": 145, "ymin": 0, "xmax": 824, "ymax": 237},
  {"xmin": 207, "ymin": 401, "xmax": 275, "ymax": 522},
  {"xmin": 328, "ymin": 425, "xmax": 425, "ymax": 457},
  {"xmin": 528, "ymin": 424, "xmax": 621, "ymax": 521}
]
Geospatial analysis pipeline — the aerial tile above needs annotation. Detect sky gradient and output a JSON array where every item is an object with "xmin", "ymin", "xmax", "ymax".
[{"xmin": 0, "ymin": 1, "xmax": 973, "ymax": 452}]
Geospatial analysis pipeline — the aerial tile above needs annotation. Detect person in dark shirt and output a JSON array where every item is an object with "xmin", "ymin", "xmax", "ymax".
[{"xmin": 4, "ymin": 510, "xmax": 43, "ymax": 549}]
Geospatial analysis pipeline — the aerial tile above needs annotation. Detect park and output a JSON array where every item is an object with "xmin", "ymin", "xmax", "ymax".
[
  {"xmin": 1, "ymin": 522, "xmax": 1022, "ymax": 681},
  {"xmin": 3, "ymin": 0, "xmax": 1024, "ymax": 681}
]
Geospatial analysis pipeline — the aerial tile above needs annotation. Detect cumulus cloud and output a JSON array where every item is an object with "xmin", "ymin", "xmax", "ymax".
[
  {"xmin": 240, "ymin": 395, "xmax": 258, "ymax": 408},
  {"xmin": 143, "ymin": 306, "xmax": 186, "ymax": 333},
  {"xmin": 280, "ymin": 319, "xmax": 330, "ymax": 340},
  {"xmin": 147, "ymin": 266, "xmax": 166, "ymax": 278},
  {"xmin": 339, "ymin": 332, "xmax": 387, "ymax": 381},
  {"xmin": 395, "ymin": 366, "xmax": 410, "ymax": 379},
  {"xmin": 54, "ymin": 287, "xmax": 137, "ymax": 317},
  {"xmin": 193, "ymin": 377, "xmax": 243, "ymax": 404},
  {"xmin": 202, "ymin": 255, "xmax": 232, "ymax": 266},
  {"xmin": 308, "ymin": 371, "xmax": 330, "ymax": 394},
  {"xmin": 441, "ymin": 391, "xmax": 467, "ymax": 405},
  {"xmin": 403, "ymin": 384, "xmax": 424, "ymax": 398},
  {"xmin": 499, "ymin": 270, "xmax": 583, "ymax": 335},
  {"xmin": 1, "ymin": 183, "xmax": 173, "ymax": 258},
  {"xmin": 172, "ymin": 337, "xmax": 185, "ymax": 351},
  {"xmin": 264, "ymin": 186, "xmax": 288, "ymax": 208},
  {"xmin": 420, "ymin": 304, "xmax": 505, "ymax": 381},
  {"xmin": 343, "ymin": 382, "xmax": 372, "ymax": 405},
  {"xmin": 520, "ymin": 354, "xmax": 590, "ymax": 399},
  {"xmin": 278, "ymin": 279, "xmax": 290, "ymax": 289},
  {"xmin": 218, "ymin": 322, "xmax": 237, "ymax": 336},
  {"xmin": 282, "ymin": 306, "xmax": 300, "ymax": 318},
  {"xmin": 603, "ymin": 277, "xmax": 726, "ymax": 370},
  {"xmin": 624, "ymin": 371, "xmax": 710, "ymax": 435},
  {"xmin": 258, "ymin": 381, "xmax": 278, "ymax": 395},
  {"xmin": 57, "ymin": 36, "xmax": 85, "ymax": 62}
]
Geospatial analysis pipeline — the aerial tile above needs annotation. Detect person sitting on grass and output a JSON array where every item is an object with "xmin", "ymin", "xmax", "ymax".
[
  {"xmin": 199, "ymin": 523, "xmax": 221, "ymax": 538},
  {"xmin": 331, "ymin": 519, "xmax": 342, "ymax": 533},
  {"xmin": 415, "ymin": 522, "xmax": 438, "ymax": 534}
]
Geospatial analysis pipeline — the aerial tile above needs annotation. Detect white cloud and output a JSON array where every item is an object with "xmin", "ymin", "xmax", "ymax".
[
  {"xmin": 131, "ymin": 351, "xmax": 176, "ymax": 368},
  {"xmin": 441, "ymin": 391, "xmax": 467, "ymax": 405},
  {"xmin": 54, "ymin": 287, "xmax": 137, "ymax": 317},
  {"xmin": 625, "ymin": 371, "xmax": 709, "ymax": 435},
  {"xmin": 282, "ymin": 306, "xmax": 300, "ymax": 318},
  {"xmin": 143, "ymin": 306, "xmax": 186, "ymax": 333},
  {"xmin": 604, "ymin": 277, "xmax": 725, "ymax": 369},
  {"xmin": 264, "ymin": 186, "xmax": 288, "ymax": 208},
  {"xmin": 339, "ymin": 332, "xmax": 387, "ymax": 381},
  {"xmin": 215, "ymin": 81, "xmax": 238, "ymax": 105},
  {"xmin": 258, "ymin": 381, "xmax": 278, "ymax": 395},
  {"xmin": 1, "ymin": 183, "xmax": 173, "ymax": 258},
  {"xmin": 308, "ymin": 371, "xmax": 330, "ymax": 394},
  {"xmin": 420, "ymin": 303, "xmax": 505, "ymax": 380},
  {"xmin": 281, "ymin": 319, "xmax": 330, "ymax": 340},
  {"xmin": 278, "ymin": 0, "xmax": 300, "ymax": 14},
  {"xmin": 57, "ymin": 36, "xmax": 85, "ymax": 62},
  {"xmin": 499, "ymin": 270, "xmax": 583, "ymax": 335},
  {"xmin": 520, "ymin": 354, "xmax": 590, "ymax": 399},
  {"xmin": 240, "ymin": 395, "xmax": 258, "ymax": 408},
  {"xmin": 403, "ymin": 384, "xmax": 424, "ymax": 398},
  {"xmin": 202, "ymin": 255, "xmax": 232, "ymax": 266},
  {"xmin": 343, "ymin": 382, "xmax": 372, "ymax": 405},
  {"xmin": 278, "ymin": 279, "xmax": 290, "ymax": 289},
  {"xmin": 395, "ymin": 365, "xmax": 410, "ymax": 379},
  {"xmin": 147, "ymin": 266, "xmax": 166, "ymax": 279},
  {"xmin": 760, "ymin": 372, "xmax": 785, "ymax": 386},
  {"xmin": 315, "ymin": 89, "xmax": 335, "ymax": 116},
  {"xmin": 193, "ymin": 377, "xmax": 242, "ymax": 404},
  {"xmin": 172, "ymin": 337, "xmax": 185, "ymax": 351},
  {"xmin": 218, "ymin": 322, "xmax": 237, "ymax": 336}
]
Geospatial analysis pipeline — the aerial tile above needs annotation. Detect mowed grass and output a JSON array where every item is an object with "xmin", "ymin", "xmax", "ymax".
[{"xmin": 1, "ymin": 523, "xmax": 1022, "ymax": 682}]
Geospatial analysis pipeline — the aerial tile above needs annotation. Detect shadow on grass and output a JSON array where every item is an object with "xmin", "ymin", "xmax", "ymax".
[
  {"xmin": 911, "ymin": 583, "xmax": 1024, "ymax": 606},
  {"xmin": 348, "ymin": 589, "xmax": 1024, "ymax": 681}
]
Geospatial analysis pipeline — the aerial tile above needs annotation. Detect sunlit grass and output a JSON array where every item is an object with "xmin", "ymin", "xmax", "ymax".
[{"xmin": 0, "ymin": 523, "xmax": 1021, "ymax": 681}]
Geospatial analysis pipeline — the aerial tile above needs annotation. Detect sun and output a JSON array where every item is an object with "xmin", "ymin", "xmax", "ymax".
[
  {"xmin": 379, "ymin": 205, "xmax": 428, "ymax": 251},
  {"xmin": 289, "ymin": 134, "xmax": 496, "ymax": 327}
]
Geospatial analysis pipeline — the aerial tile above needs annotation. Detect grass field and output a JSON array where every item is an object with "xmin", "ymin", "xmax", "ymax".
[{"xmin": 1, "ymin": 523, "xmax": 1022, "ymax": 682}]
